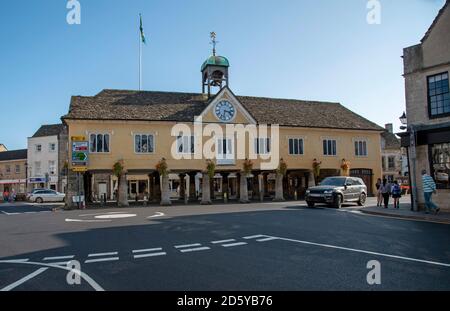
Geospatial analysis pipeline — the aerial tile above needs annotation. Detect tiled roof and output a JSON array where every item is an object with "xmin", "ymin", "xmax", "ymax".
[
  {"xmin": 0, "ymin": 149, "xmax": 27, "ymax": 162},
  {"xmin": 421, "ymin": 0, "xmax": 449, "ymax": 43},
  {"xmin": 32, "ymin": 124, "xmax": 64, "ymax": 138},
  {"xmin": 63, "ymin": 89, "xmax": 383, "ymax": 131},
  {"xmin": 381, "ymin": 131, "xmax": 401, "ymax": 150}
]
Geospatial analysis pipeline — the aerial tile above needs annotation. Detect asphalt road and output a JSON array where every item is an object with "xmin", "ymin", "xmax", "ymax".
[{"xmin": 0, "ymin": 198, "xmax": 449, "ymax": 291}]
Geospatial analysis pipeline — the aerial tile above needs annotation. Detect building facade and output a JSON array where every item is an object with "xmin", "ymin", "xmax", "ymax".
[
  {"xmin": 27, "ymin": 124, "xmax": 68, "ymax": 192},
  {"xmin": 381, "ymin": 123, "xmax": 407, "ymax": 183},
  {"xmin": 401, "ymin": 0, "xmax": 450, "ymax": 210},
  {"xmin": 0, "ymin": 149, "xmax": 27, "ymax": 197},
  {"xmin": 62, "ymin": 51, "xmax": 384, "ymax": 207}
]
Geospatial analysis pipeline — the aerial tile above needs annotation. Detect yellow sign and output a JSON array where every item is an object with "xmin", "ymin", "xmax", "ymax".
[
  {"xmin": 71, "ymin": 136, "xmax": 86, "ymax": 141},
  {"xmin": 72, "ymin": 167, "xmax": 88, "ymax": 172}
]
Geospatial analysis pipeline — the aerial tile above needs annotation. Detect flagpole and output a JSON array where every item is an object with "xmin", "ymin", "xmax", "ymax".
[{"xmin": 139, "ymin": 17, "xmax": 142, "ymax": 91}]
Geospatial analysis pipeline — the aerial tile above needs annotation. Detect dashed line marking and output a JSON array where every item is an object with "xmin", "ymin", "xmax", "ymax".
[
  {"xmin": 221, "ymin": 242, "xmax": 248, "ymax": 247},
  {"xmin": 243, "ymin": 234, "xmax": 266, "ymax": 240},
  {"xmin": 88, "ymin": 252, "xmax": 118, "ymax": 257},
  {"xmin": 1, "ymin": 267, "xmax": 48, "ymax": 291},
  {"xmin": 85, "ymin": 257, "xmax": 119, "ymax": 264},
  {"xmin": 49, "ymin": 261, "xmax": 72, "ymax": 266},
  {"xmin": 43, "ymin": 255, "xmax": 75, "ymax": 261},
  {"xmin": 133, "ymin": 252, "xmax": 167, "ymax": 259},
  {"xmin": 211, "ymin": 239, "xmax": 236, "ymax": 244},
  {"xmin": 132, "ymin": 248, "xmax": 162, "ymax": 253},
  {"xmin": 1, "ymin": 259, "xmax": 29, "ymax": 263},
  {"xmin": 174, "ymin": 243, "xmax": 202, "ymax": 249},
  {"xmin": 179, "ymin": 247, "xmax": 210, "ymax": 253}
]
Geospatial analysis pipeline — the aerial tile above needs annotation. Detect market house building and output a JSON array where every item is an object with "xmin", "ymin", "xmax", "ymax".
[
  {"xmin": 62, "ymin": 49, "xmax": 384, "ymax": 207},
  {"xmin": 0, "ymin": 149, "xmax": 27, "ymax": 197},
  {"xmin": 400, "ymin": 0, "xmax": 450, "ymax": 211}
]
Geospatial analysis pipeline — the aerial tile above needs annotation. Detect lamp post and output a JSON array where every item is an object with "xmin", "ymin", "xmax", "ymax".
[{"xmin": 399, "ymin": 112, "xmax": 418, "ymax": 211}]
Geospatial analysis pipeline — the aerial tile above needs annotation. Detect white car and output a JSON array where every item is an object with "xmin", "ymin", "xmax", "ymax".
[
  {"xmin": 435, "ymin": 170, "xmax": 449, "ymax": 183},
  {"xmin": 28, "ymin": 189, "xmax": 65, "ymax": 203}
]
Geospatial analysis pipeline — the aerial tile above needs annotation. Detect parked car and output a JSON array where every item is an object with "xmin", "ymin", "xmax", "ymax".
[
  {"xmin": 305, "ymin": 176, "xmax": 367, "ymax": 208},
  {"xmin": 435, "ymin": 169, "xmax": 449, "ymax": 183},
  {"xmin": 27, "ymin": 189, "xmax": 65, "ymax": 203}
]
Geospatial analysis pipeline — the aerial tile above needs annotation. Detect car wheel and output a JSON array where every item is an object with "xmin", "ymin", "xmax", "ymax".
[
  {"xmin": 306, "ymin": 201, "xmax": 315, "ymax": 208},
  {"xmin": 333, "ymin": 195, "xmax": 342, "ymax": 209},
  {"xmin": 35, "ymin": 197, "xmax": 43, "ymax": 204},
  {"xmin": 357, "ymin": 193, "xmax": 366, "ymax": 206}
]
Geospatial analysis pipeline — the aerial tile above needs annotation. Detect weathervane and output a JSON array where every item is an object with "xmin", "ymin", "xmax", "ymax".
[{"xmin": 210, "ymin": 32, "xmax": 218, "ymax": 56}]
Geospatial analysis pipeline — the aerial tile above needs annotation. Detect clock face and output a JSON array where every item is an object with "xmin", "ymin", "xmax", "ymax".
[{"xmin": 214, "ymin": 100, "xmax": 236, "ymax": 122}]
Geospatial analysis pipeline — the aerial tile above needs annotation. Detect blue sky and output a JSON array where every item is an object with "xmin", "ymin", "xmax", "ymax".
[{"xmin": 0, "ymin": 0, "xmax": 446, "ymax": 150}]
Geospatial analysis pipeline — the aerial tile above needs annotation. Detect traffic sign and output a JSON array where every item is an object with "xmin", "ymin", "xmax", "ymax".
[{"xmin": 72, "ymin": 141, "xmax": 89, "ymax": 168}]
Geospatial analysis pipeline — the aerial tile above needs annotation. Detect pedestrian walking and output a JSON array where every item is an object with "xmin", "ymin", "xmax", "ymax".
[
  {"xmin": 391, "ymin": 180, "xmax": 402, "ymax": 209},
  {"xmin": 421, "ymin": 170, "xmax": 440, "ymax": 214},
  {"xmin": 3, "ymin": 190, "xmax": 9, "ymax": 203},
  {"xmin": 379, "ymin": 179, "xmax": 391, "ymax": 208},
  {"xmin": 375, "ymin": 178, "xmax": 382, "ymax": 206}
]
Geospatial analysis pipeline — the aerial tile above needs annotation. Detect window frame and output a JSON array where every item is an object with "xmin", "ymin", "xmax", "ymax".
[
  {"xmin": 255, "ymin": 137, "xmax": 271, "ymax": 155},
  {"xmin": 427, "ymin": 71, "xmax": 450, "ymax": 119},
  {"xmin": 354, "ymin": 139, "xmax": 368, "ymax": 157},
  {"xmin": 287, "ymin": 137, "xmax": 304, "ymax": 156},
  {"xmin": 176, "ymin": 135, "xmax": 195, "ymax": 155},
  {"xmin": 322, "ymin": 139, "xmax": 337, "ymax": 156},
  {"xmin": 89, "ymin": 132, "xmax": 111, "ymax": 154},
  {"xmin": 15, "ymin": 164, "xmax": 20, "ymax": 174},
  {"xmin": 134, "ymin": 133, "xmax": 155, "ymax": 154},
  {"xmin": 35, "ymin": 144, "xmax": 42, "ymax": 152},
  {"xmin": 49, "ymin": 142, "xmax": 57, "ymax": 152}
]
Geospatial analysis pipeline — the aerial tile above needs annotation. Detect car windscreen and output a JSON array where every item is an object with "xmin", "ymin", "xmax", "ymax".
[{"xmin": 320, "ymin": 177, "xmax": 346, "ymax": 186}]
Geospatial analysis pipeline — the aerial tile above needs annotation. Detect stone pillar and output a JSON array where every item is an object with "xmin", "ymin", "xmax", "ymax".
[
  {"xmin": 153, "ymin": 172, "xmax": 161, "ymax": 202},
  {"xmin": 160, "ymin": 174, "xmax": 171, "ymax": 206},
  {"xmin": 307, "ymin": 170, "xmax": 316, "ymax": 188},
  {"xmin": 118, "ymin": 172, "xmax": 129, "ymax": 207},
  {"xmin": 200, "ymin": 173, "xmax": 211, "ymax": 205},
  {"xmin": 188, "ymin": 172, "xmax": 197, "ymax": 202},
  {"xmin": 273, "ymin": 172, "xmax": 285, "ymax": 202},
  {"xmin": 178, "ymin": 173, "xmax": 186, "ymax": 200},
  {"xmin": 65, "ymin": 169, "xmax": 85, "ymax": 209},
  {"xmin": 239, "ymin": 173, "xmax": 250, "ymax": 203},
  {"xmin": 258, "ymin": 173, "xmax": 264, "ymax": 202},
  {"xmin": 221, "ymin": 172, "xmax": 230, "ymax": 203}
]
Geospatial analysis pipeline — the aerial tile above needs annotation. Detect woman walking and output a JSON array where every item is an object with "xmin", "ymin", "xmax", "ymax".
[
  {"xmin": 379, "ymin": 179, "xmax": 391, "ymax": 208},
  {"xmin": 375, "ymin": 178, "xmax": 382, "ymax": 207},
  {"xmin": 391, "ymin": 180, "xmax": 402, "ymax": 209}
]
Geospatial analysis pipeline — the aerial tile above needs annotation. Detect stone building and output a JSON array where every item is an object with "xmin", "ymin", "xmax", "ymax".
[
  {"xmin": 0, "ymin": 149, "xmax": 27, "ymax": 197},
  {"xmin": 400, "ymin": 0, "xmax": 450, "ymax": 210},
  {"xmin": 27, "ymin": 124, "xmax": 68, "ymax": 192},
  {"xmin": 381, "ymin": 123, "xmax": 406, "ymax": 183}
]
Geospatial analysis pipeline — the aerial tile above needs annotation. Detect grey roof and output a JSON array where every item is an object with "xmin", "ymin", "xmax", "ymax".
[
  {"xmin": 0, "ymin": 149, "xmax": 27, "ymax": 162},
  {"xmin": 63, "ymin": 89, "xmax": 383, "ymax": 131},
  {"xmin": 32, "ymin": 124, "xmax": 64, "ymax": 138},
  {"xmin": 421, "ymin": 0, "xmax": 449, "ymax": 43},
  {"xmin": 381, "ymin": 131, "xmax": 401, "ymax": 149}
]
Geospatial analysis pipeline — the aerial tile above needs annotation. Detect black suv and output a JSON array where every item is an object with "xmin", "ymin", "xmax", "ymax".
[{"xmin": 305, "ymin": 176, "xmax": 367, "ymax": 208}]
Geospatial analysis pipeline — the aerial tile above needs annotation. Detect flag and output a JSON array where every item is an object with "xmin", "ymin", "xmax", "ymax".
[{"xmin": 139, "ymin": 14, "xmax": 146, "ymax": 44}]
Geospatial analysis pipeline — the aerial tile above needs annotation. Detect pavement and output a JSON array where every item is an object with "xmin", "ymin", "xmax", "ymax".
[{"xmin": 0, "ymin": 197, "xmax": 449, "ymax": 291}]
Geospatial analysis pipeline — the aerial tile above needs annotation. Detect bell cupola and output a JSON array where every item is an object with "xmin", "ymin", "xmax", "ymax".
[{"xmin": 201, "ymin": 32, "xmax": 229, "ymax": 97}]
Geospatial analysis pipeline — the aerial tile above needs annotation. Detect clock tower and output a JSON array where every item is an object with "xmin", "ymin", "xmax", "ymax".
[{"xmin": 201, "ymin": 32, "xmax": 229, "ymax": 97}]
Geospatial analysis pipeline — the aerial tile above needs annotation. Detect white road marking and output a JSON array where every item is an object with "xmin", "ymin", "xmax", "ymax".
[
  {"xmin": 0, "ymin": 260, "xmax": 104, "ymax": 291},
  {"xmin": 148, "ymin": 212, "xmax": 165, "ymax": 218},
  {"xmin": 24, "ymin": 212, "xmax": 37, "ymax": 214},
  {"xmin": 132, "ymin": 248, "xmax": 162, "ymax": 253},
  {"xmin": 179, "ymin": 247, "xmax": 210, "ymax": 253},
  {"xmin": 43, "ymin": 255, "xmax": 75, "ymax": 261},
  {"xmin": 85, "ymin": 257, "xmax": 119, "ymax": 264},
  {"xmin": 133, "ymin": 252, "xmax": 167, "ymax": 259},
  {"xmin": 65, "ymin": 218, "xmax": 111, "ymax": 223},
  {"xmin": 174, "ymin": 243, "xmax": 202, "ymax": 249},
  {"xmin": 1, "ymin": 267, "xmax": 48, "ymax": 291},
  {"xmin": 221, "ymin": 242, "xmax": 248, "ymax": 247},
  {"xmin": 48, "ymin": 261, "xmax": 72, "ymax": 266},
  {"xmin": 95, "ymin": 213, "xmax": 136, "ymax": 219},
  {"xmin": 1, "ymin": 259, "xmax": 29, "ymax": 263},
  {"xmin": 211, "ymin": 239, "xmax": 236, "ymax": 244},
  {"xmin": 256, "ymin": 237, "xmax": 278, "ymax": 242},
  {"xmin": 1, "ymin": 211, "xmax": 19, "ymax": 215},
  {"xmin": 88, "ymin": 252, "xmax": 118, "ymax": 257},
  {"xmin": 79, "ymin": 211, "xmax": 127, "ymax": 217},
  {"xmin": 272, "ymin": 235, "xmax": 450, "ymax": 268},
  {"xmin": 243, "ymin": 234, "xmax": 266, "ymax": 240}
]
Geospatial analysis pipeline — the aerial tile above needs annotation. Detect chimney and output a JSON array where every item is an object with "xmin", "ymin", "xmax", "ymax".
[{"xmin": 385, "ymin": 123, "xmax": 393, "ymax": 133}]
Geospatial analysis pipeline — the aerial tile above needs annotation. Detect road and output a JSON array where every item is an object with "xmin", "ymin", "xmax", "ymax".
[{"xmin": 0, "ymin": 197, "xmax": 449, "ymax": 291}]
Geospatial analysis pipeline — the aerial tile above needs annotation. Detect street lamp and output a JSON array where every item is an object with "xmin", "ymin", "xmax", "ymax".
[{"xmin": 399, "ymin": 112, "xmax": 407, "ymax": 130}]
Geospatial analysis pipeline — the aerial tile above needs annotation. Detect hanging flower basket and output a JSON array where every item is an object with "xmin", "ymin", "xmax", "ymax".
[
  {"xmin": 206, "ymin": 159, "xmax": 216, "ymax": 179},
  {"xmin": 242, "ymin": 158, "xmax": 253, "ymax": 175},
  {"xmin": 312, "ymin": 158, "xmax": 322, "ymax": 178},
  {"xmin": 113, "ymin": 159, "xmax": 125, "ymax": 177},
  {"xmin": 156, "ymin": 158, "xmax": 169, "ymax": 177},
  {"xmin": 341, "ymin": 158, "xmax": 351, "ymax": 175},
  {"xmin": 277, "ymin": 158, "xmax": 288, "ymax": 176}
]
